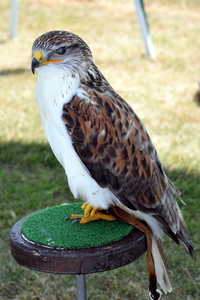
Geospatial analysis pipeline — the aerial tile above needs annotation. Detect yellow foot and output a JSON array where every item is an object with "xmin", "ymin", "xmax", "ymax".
[{"xmin": 69, "ymin": 202, "xmax": 116, "ymax": 224}]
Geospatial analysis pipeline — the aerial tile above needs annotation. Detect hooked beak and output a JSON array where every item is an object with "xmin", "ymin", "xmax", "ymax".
[
  {"xmin": 31, "ymin": 50, "xmax": 43, "ymax": 74},
  {"xmin": 31, "ymin": 57, "xmax": 41, "ymax": 74}
]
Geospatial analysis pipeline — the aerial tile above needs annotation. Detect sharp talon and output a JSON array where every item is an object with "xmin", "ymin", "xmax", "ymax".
[
  {"xmin": 64, "ymin": 202, "xmax": 116, "ymax": 224},
  {"xmin": 71, "ymin": 218, "xmax": 82, "ymax": 224}
]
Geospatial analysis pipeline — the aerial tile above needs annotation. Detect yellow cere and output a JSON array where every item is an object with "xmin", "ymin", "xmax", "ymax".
[
  {"xmin": 33, "ymin": 50, "xmax": 43, "ymax": 62},
  {"xmin": 32, "ymin": 50, "xmax": 64, "ymax": 65}
]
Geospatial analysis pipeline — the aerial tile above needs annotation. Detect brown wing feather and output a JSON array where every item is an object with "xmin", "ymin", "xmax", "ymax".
[
  {"xmin": 62, "ymin": 86, "xmax": 194, "ymax": 257},
  {"xmin": 62, "ymin": 88, "xmax": 170, "ymax": 210}
]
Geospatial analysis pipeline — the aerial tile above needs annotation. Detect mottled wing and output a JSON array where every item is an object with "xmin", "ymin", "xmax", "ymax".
[{"xmin": 62, "ymin": 87, "xmax": 173, "ymax": 212}]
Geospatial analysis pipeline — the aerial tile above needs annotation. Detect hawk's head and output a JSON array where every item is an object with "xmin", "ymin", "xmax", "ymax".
[{"xmin": 31, "ymin": 31, "xmax": 93, "ymax": 75}]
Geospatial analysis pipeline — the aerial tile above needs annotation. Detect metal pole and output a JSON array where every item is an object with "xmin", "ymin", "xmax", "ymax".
[
  {"xmin": 9, "ymin": 0, "xmax": 19, "ymax": 38},
  {"xmin": 76, "ymin": 274, "xmax": 87, "ymax": 300},
  {"xmin": 133, "ymin": 0, "xmax": 156, "ymax": 59}
]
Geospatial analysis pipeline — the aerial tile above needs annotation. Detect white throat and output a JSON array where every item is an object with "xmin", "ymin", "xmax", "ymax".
[{"xmin": 35, "ymin": 64, "xmax": 79, "ymax": 165}]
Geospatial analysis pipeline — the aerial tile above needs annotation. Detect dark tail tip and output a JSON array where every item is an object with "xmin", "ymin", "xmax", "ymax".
[{"xmin": 177, "ymin": 230, "xmax": 194, "ymax": 258}]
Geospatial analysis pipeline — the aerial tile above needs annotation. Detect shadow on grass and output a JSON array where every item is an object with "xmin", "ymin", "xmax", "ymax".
[
  {"xmin": 0, "ymin": 68, "xmax": 30, "ymax": 77},
  {"xmin": 1, "ymin": 141, "xmax": 199, "ymax": 226},
  {"xmin": 0, "ymin": 141, "xmax": 77, "ymax": 221}
]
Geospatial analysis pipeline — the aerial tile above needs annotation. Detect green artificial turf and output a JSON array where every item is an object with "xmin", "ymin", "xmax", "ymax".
[{"xmin": 21, "ymin": 203, "xmax": 134, "ymax": 248}]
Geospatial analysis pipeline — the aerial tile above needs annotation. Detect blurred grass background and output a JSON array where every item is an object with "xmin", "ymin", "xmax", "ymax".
[{"xmin": 0, "ymin": 0, "xmax": 200, "ymax": 299}]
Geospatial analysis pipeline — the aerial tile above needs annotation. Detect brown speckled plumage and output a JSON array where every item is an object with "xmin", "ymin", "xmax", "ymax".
[{"xmin": 32, "ymin": 31, "xmax": 194, "ymax": 297}]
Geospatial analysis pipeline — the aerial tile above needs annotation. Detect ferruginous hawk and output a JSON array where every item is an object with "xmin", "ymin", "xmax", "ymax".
[{"xmin": 31, "ymin": 30, "xmax": 194, "ymax": 300}]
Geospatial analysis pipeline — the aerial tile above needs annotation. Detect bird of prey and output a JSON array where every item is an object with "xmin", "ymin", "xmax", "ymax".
[{"xmin": 31, "ymin": 30, "xmax": 194, "ymax": 299}]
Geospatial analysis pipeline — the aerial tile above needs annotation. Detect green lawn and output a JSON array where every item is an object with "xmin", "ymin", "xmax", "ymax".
[{"xmin": 0, "ymin": 0, "xmax": 200, "ymax": 299}]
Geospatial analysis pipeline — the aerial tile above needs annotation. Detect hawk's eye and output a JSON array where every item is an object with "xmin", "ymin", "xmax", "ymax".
[{"xmin": 55, "ymin": 47, "xmax": 66, "ymax": 55}]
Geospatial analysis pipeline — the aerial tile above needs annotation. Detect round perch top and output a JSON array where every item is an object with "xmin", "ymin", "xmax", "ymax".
[{"xmin": 21, "ymin": 203, "xmax": 134, "ymax": 248}]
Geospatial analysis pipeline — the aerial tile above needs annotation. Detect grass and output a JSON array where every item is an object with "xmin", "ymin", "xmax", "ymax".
[{"xmin": 0, "ymin": 0, "xmax": 200, "ymax": 299}]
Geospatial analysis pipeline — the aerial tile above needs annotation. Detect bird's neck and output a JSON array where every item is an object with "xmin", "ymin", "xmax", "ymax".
[{"xmin": 79, "ymin": 62, "xmax": 113, "ymax": 93}]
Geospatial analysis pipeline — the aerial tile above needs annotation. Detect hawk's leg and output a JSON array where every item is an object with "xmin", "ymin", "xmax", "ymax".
[{"xmin": 68, "ymin": 202, "xmax": 116, "ymax": 224}]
